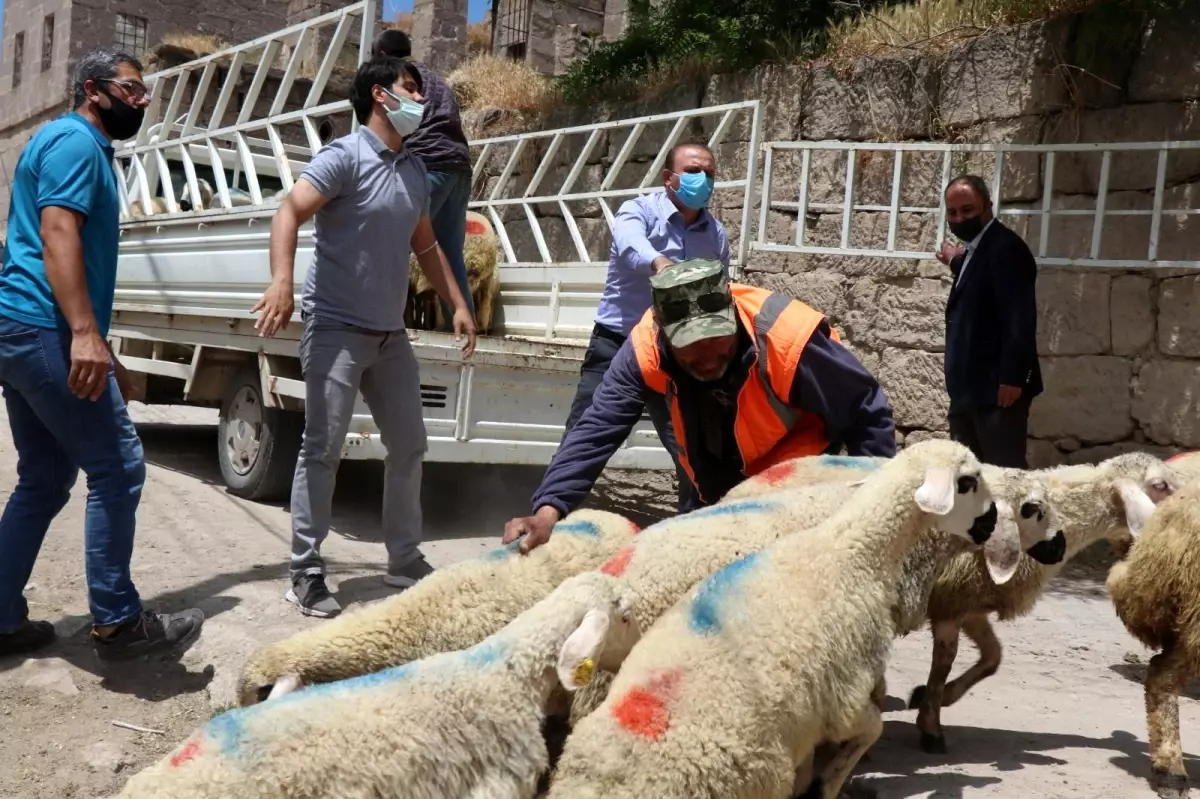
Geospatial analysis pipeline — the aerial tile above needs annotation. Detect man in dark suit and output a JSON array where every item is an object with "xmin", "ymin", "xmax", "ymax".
[{"xmin": 938, "ymin": 174, "xmax": 1042, "ymax": 468}]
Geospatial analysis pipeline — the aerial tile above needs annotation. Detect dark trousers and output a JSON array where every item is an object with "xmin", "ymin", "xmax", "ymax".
[
  {"xmin": 947, "ymin": 396, "xmax": 1032, "ymax": 469},
  {"xmin": 565, "ymin": 324, "xmax": 699, "ymax": 513}
]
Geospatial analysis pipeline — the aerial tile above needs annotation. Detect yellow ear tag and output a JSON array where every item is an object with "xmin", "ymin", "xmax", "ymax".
[{"xmin": 572, "ymin": 657, "xmax": 595, "ymax": 687}]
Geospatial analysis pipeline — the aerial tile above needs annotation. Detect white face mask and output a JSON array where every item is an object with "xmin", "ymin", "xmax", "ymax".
[{"xmin": 382, "ymin": 88, "xmax": 424, "ymax": 138}]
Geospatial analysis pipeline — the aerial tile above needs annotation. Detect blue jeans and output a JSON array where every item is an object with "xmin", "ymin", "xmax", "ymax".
[
  {"xmin": 427, "ymin": 168, "xmax": 475, "ymax": 330},
  {"xmin": 0, "ymin": 315, "xmax": 146, "ymax": 632}
]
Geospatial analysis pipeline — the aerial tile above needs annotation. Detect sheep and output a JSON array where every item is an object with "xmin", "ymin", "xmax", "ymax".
[
  {"xmin": 118, "ymin": 570, "xmax": 642, "ymax": 799},
  {"xmin": 236, "ymin": 508, "xmax": 640, "ymax": 707},
  {"xmin": 1166, "ymin": 449, "xmax": 1200, "ymax": 483},
  {"xmin": 549, "ymin": 439, "xmax": 1016, "ymax": 799},
  {"xmin": 563, "ymin": 467, "xmax": 1067, "ymax": 729},
  {"xmin": 723, "ymin": 453, "xmax": 888, "ymax": 501},
  {"xmin": 407, "ymin": 209, "xmax": 501, "ymax": 334},
  {"xmin": 1105, "ymin": 479, "xmax": 1200, "ymax": 799},
  {"xmin": 907, "ymin": 452, "xmax": 1181, "ymax": 753}
]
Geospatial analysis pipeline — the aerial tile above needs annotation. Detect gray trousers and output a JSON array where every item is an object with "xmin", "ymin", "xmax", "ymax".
[{"xmin": 289, "ymin": 316, "xmax": 428, "ymax": 578}]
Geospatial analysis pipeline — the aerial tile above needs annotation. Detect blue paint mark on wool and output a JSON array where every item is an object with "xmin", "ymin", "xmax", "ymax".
[
  {"xmin": 686, "ymin": 499, "xmax": 776, "ymax": 520},
  {"xmin": 553, "ymin": 519, "xmax": 601, "ymax": 537},
  {"xmin": 817, "ymin": 455, "xmax": 881, "ymax": 469},
  {"xmin": 688, "ymin": 550, "xmax": 763, "ymax": 635},
  {"xmin": 482, "ymin": 540, "xmax": 523, "ymax": 561}
]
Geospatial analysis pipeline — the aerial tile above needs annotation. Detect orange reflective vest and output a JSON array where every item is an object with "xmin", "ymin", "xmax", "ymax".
[{"xmin": 630, "ymin": 284, "xmax": 838, "ymax": 504}]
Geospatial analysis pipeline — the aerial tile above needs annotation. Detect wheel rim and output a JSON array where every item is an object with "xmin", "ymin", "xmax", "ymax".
[{"xmin": 225, "ymin": 385, "xmax": 264, "ymax": 476}]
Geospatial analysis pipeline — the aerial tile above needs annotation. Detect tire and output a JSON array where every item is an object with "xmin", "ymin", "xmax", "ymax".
[{"xmin": 217, "ymin": 366, "xmax": 304, "ymax": 502}]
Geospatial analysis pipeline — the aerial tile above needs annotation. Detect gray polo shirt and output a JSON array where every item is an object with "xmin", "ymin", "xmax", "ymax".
[{"xmin": 298, "ymin": 126, "xmax": 430, "ymax": 332}]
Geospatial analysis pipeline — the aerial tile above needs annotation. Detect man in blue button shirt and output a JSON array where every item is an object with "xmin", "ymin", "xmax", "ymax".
[
  {"xmin": 0, "ymin": 49, "xmax": 204, "ymax": 660},
  {"xmin": 562, "ymin": 142, "xmax": 729, "ymax": 512}
]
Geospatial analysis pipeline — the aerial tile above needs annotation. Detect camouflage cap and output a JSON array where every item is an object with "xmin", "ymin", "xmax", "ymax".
[{"xmin": 649, "ymin": 258, "xmax": 737, "ymax": 349}]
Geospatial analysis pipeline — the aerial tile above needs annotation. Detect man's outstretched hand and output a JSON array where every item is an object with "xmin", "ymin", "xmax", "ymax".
[{"xmin": 502, "ymin": 505, "xmax": 562, "ymax": 554}]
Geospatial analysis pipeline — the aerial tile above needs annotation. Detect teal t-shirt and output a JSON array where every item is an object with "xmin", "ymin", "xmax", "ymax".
[{"xmin": 0, "ymin": 112, "xmax": 120, "ymax": 336}]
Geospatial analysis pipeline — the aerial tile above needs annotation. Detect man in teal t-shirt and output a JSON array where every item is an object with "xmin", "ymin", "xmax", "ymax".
[{"xmin": 0, "ymin": 48, "xmax": 204, "ymax": 660}]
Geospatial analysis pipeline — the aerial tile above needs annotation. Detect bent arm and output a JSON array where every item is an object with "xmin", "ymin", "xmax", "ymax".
[
  {"xmin": 995, "ymin": 238, "xmax": 1039, "ymax": 388},
  {"xmin": 612, "ymin": 201, "xmax": 665, "ymax": 276},
  {"xmin": 788, "ymin": 322, "xmax": 896, "ymax": 457},
  {"xmin": 531, "ymin": 343, "xmax": 649, "ymax": 516}
]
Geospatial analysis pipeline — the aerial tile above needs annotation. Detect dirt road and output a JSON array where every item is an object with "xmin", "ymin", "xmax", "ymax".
[{"xmin": 0, "ymin": 404, "xmax": 1194, "ymax": 798}]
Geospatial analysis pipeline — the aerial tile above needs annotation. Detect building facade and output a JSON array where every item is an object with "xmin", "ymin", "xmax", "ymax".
[{"xmin": 0, "ymin": 0, "xmax": 289, "ymax": 234}]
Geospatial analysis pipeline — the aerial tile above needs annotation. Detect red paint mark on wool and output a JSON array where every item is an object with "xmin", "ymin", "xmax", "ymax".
[
  {"xmin": 466, "ymin": 218, "xmax": 487, "ymax": 236},
  {"xmin": 629, "ymin": 519, "xmax": 642, "ymax": 534},
  {"xmin": 759, "ymin": 460, "xmax": 797, "ymax": 486},
  {"xmin": 1166, "ymin": 450, "xmax": 1197, "ymax": 464},
  {"xmin": 601, "ymin": 545, "xmax": 636, "ymax": 577},
  {"xmin": 612, "ymin": 667, "xmax": 685, "ymax": 740},
  {"xmin": 170, "ymin": 739, "xmax": 202, "ymax": 767}
]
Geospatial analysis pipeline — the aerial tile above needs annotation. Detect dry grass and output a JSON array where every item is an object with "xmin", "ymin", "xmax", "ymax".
[
  {"xmin": 447, "ymin": 54, "xmax": 556, "ymax": 112},
  {"xmin": 156, "ymin": 32, "xmax": 230, "ymax": 57},
  {"xmin": 827, "ymin": 0, "xmax": 1103, "ymax": 58}
]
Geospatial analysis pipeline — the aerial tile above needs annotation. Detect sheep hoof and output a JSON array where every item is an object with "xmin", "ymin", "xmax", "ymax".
[
  {"xmin": 918, "ymin": 731, "xmax": 947, "ymax": 754},
  {"xmin": 906, "ymin": 685, "xmax": 926, "ymax": 710},
  {"xmin": 1150, "ymin": 769, "xmax": 1191, "ymax": 799}
]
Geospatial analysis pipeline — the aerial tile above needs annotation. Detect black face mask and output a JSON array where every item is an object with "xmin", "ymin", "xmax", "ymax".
[
  {"xmin": 96, "ymin": 90, "xmax": 145, "ymax": 141},
  {"xmin": 948, "ymin": 214, "xmax": 985, "ymax": 243}
]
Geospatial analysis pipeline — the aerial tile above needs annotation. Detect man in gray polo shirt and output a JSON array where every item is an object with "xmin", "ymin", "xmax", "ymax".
[{"xmin": 253, "ymin": 56, "xmax": 477, "ymax": 619}]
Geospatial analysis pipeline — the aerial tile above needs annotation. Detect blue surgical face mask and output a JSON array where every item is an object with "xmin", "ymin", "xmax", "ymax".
[
  {"xmin": 671, "ymin": 170, "xmax": 714, "ymax": 210},
  {"xmin": 382, "ymin": 88, "xmax": 425, "ymax": 138}
]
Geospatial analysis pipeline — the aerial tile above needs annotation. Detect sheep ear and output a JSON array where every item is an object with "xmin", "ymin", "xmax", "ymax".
[
  {"xmin": 1116, "ymin": 479, "xmax": 1156, "ymax": 538},
  {"xmin": 981, "ymin": 508, "xmax": 1021, "ymax": 585},
  {"xmin": 914, "ymin": 466, "xmax": 956, "ymax": 516},
  {"xmin": 556, "ymin": 609, "xmax": 610, "ymax": 693}
]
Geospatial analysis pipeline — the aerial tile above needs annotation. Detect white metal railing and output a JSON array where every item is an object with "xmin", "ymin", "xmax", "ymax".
[
  {"xmin": 112, "ymin": 0, "xmax": 376, "ymax": 221},
  {"xmin": 756, "ymin": 140, "xmax": 1200, "ymax": 269},
  {"xmin": 468, "ymin": 100, "xmax": 764, "ymax": 279}
]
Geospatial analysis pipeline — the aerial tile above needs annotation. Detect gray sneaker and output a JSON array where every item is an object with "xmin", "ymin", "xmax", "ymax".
[
  {"xmin": 383, "ymin": 555, "xmax": 435, "ymax": 589},
  {"xmin": 286, "ymin": 573, "xmax": 342, "ymax": 618}
]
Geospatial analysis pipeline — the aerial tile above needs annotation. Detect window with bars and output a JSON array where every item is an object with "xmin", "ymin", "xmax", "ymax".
[
  {"xmin": 496, "ymin": 0, "xmax": 529, "ymax": 60},
  {"xmin": 115, "ymin": 13, "xmax": 148, "ymax": 55},
  {"xmin": 42, "ymin": 15, "xmax": 55, "ymax": 73},
  {"xmin": 12, "ymin": 32, "xmax": 25, "ymax": 88}
]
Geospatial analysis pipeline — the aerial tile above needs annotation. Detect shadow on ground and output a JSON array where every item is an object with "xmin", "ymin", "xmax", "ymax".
[{"xmin": 859, "ymin": 719, "xmax": 1199, "ymax": 797}]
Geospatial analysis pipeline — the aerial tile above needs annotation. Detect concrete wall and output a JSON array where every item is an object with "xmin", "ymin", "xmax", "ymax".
[{"xmin": 468, "ymin": 5, "xmax": 1200, "ymax": 465}]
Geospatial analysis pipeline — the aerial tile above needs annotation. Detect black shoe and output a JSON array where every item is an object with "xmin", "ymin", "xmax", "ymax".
[
  {"xmin": 91, "ymin": 609, "xmax": 205, "ymax": 662},
  {"xmin": 0, "ymin": 619, "xmax": 56, "ymax": 657},
  {"xmin": 285, "ymin": 573, "xmax": 342, "ymax": 618}
]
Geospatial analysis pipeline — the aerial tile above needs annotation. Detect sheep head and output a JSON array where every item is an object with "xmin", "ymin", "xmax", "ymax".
[
  {"xmin": 1010, "ymin": 478, "xmax": 1067, "ymax": 566},
  {"xmin": 906, "ymin": 440, "xmax": 1017, "ymax": 584},
  {"xmin": 555, "ymin": 581, "xmax": 641, "ymax": 693}
]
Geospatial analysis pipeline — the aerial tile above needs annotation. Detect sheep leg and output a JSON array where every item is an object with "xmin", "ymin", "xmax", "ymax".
[
  {"xmin": 939, "ymin": 613, "xmax": 1002, "ymax": 708},
  {"xmin": 910, "ymin": 619, "xmax": 960, "ymax": 754},
  {"xmin": 790, "ymin": 749, "xmax": 815, "ymax": 797},
  {"xmin": 1145, "ymin": 646, "xmax": 1193, "ymax": 799},
  {"xmin": 805, "ymin": 702, "xmax": 883, "ymax": 799}
]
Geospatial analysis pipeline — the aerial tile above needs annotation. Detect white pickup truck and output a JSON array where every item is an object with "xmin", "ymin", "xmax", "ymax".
[
  {"xmin": 109, "ymin": 0, "xmax": 1195, "ymax": 503},
  {"xmin": 108, "ymin": 0, "xmax": 762, "ymax": 501}
]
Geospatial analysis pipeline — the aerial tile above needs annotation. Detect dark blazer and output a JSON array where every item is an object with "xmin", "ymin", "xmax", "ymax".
[{"xmin": 943, "ymin": 219, "xmax": 1043, "ymax": 412}]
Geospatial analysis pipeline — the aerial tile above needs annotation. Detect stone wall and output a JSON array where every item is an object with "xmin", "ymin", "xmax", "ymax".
[{"xmin": 470, "ymin": 4, "xmax": 1200, "ymax": 467}]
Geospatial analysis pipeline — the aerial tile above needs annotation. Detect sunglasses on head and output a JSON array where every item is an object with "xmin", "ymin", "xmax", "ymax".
[{"xmin": 658, "ymin": 291, "xmax": 731, "ymax": 325}]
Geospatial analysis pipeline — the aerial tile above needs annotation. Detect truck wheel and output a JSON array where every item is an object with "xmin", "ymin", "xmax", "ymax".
[{"xmin": 217, "ymin": 367, "xmax": 304, "ymax": 502}]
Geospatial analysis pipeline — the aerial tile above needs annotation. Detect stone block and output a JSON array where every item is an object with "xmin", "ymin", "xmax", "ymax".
[
  {"xmin": 1044, "ymin": 104, "xmax": 1200, "ymax": 194},
  {"xmin": 904, "ymin": 429, "xmax": 950, "ymax": 445},
  {"xmin": 1111, "ymin": 275, "xmax": 1155, "ymax": 357},
  {"xmin": 1029, "ymin": 356, "xmax": 1133, "ymax": 443},
  {"xmin": 1026, "ymin": 439, "xmax": 1065, "ymax": 468},
  {"xmin": 1128, "ymin": 9, "xmax": 1200, "ymax": 103},
  {"xmin": 535, "ymin": 163, "xmax": 606, "ymax": 218},
  {"xmin": 868, "ymin": 278, "xmax": 948, "ymax": 352},
  {"xmin": 1157, "ymin": 180, "xmax": 1200, "ymax": 262},
  {"xmin": 1133, "ymin": 359, "xmax": 1200, "ymax": 447},
  {"xmin": 755, "ymin": 270, "xmax": 848, "ymax": 320},
  {"xmin": 938, "ymin": 18, "xmax": 1073, "ymax": 128},
  {"xmin": 602, "ymin": 83, "xmax": 708, "ymax": 163},
  {"xmin": 1067, "ymin": 4, "xmax": 1147, "ymax": 109},
  {"xmin": 876, "ymin": 348, "xmax": 949, "ymax": 431},
  {"xmin": 802, "ymin": 53, "xmax": 938, "ymax": 141},
  {"xmin": 1157, "ymin": 276, "xmax": 1200, "ymax": 357},
  {"xmin": 947, "ymin": 116, "xmax": 1044, "ymax": 203},
  {"xmin": 841, "ymin": 340, "xmax": 881, "ymax": 375},
  {"xmin": 1036, "ymin": 270, "xmax": 1111, "ymax": 355},
  {"xmin": 1012, "ymin": 191, "xmax": 1160, "ymax": 263},
  {"xmin": 505, "ymin": 215, "xmax": 611, "ymax": 265},
  {"xmin": 704, "ymin": 63, "xmax": 808, "ymax": 143}
]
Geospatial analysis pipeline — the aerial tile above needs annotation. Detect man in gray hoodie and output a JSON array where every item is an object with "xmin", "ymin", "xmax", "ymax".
[{"xmin": 373, "ymin": 29, "xmax": 476, "ymax": 331}]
